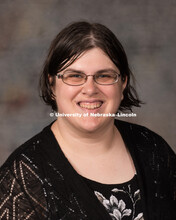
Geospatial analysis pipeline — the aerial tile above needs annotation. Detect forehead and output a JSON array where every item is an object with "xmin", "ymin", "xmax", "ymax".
[{"xmin": 63, "ymin": 48, "xmax": 119, "ymax": 72}]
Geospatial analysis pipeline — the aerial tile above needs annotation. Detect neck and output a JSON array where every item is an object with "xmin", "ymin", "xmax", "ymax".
[{"xmin": 51, "ymin": 118, "xmax": 120, "ymax": 158}]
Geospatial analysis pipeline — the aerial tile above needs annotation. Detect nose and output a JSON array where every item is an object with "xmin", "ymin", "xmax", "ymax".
[{"xmin": 81, "ymin": 75, "xmax": 98, "ymax": 96}]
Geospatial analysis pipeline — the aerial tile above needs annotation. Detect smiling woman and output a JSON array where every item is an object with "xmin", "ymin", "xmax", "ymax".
[
  {"xmin": 50, "ymin": 48, "xmax": 126, "ymax": 134},
  {"xmin": 0, "ymin": 22, "xmax": 175, "ymax": 220}
]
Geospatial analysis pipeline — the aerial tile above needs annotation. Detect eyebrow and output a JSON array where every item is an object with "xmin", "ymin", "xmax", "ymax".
[
  {"xmin": 63, "ymin": 68, "xmax": 119, "ymax": 74},
  {"xmin": 63, "ymin": 69, "xmax": 83, "ymax": 74}
]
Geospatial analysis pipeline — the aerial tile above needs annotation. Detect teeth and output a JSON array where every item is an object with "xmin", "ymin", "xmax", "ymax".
[{"xmin": 79, "ymin": 102, "xmax": 102, "ymax": 109}]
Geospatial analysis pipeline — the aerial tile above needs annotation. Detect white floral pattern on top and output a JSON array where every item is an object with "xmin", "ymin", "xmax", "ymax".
[{"xmin": 94, "ymin": 184, "xmax": 144, "ymax": 220}]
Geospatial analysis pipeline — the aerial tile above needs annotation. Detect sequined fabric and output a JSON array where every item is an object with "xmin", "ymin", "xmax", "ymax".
[
  {"xmin": 0, "ymin": 154, "xmax": 48, "ymax": 219},
  {"xmin": 0, "ymin": 120, "xmax": 175, "ymax": 220},
  {"xmin": 0, "ymin": 140, "xmax": 88, "ymax": 219}
]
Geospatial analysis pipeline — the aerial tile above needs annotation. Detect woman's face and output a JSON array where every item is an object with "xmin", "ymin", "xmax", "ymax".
[{"xmin": 52, "ymin": 48, "xmax": 127, "ymax": 133}]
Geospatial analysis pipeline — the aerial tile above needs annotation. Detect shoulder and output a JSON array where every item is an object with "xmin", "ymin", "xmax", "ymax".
[
  {"xmin": 116, "ymin": 119, "xmax": 164, "ymax": 139},
  {"xmin": 0, "ymin": 129, "xmax": 42, "ymax": 181},
  {"xmin": 116, "ymin": 119, "xmax": 172, "ymax": 147},
  {"xmin": 116, "ymin": 120, "xmax": 176, "ymax": 185},
  {"xmin": 115, "ymin": 119, "xmax": 176, "ymax": 161},
  {"xmin": 1, "ymin": 131, "xmax": 42, "ymax": 169},
  {"xmin": 0, "ymin": 123, "xmax": 53, "ymax": 204},
  {"xmin": 0, "ymin": 122, "xmax": 53, "ymax": 177}
]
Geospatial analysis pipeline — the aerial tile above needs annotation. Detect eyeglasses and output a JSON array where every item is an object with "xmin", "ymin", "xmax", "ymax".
[{"xmin": 56, "ymin": 70, "xmax": 121, "ymax": 86}]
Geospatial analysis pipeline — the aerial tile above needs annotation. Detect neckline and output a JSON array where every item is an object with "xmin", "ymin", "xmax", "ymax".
[
  {"xmin": 78, "ymin": 173, "xmax": 137, "ymax": 187},
  {"xmin": 46, "ymin": 119, "xmax": 137, "ymax": 187},
  {"xmin": 41, "ymin": 120, "xmax": 147, "ymax": 220},
  {"xmin": 41, "ymin": 120, "xmax": 114, "ymax": 220}
]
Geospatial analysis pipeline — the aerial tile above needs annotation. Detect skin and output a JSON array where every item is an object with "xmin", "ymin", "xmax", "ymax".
[
  {"xmin": 51, "ymin": 48, "xmax": 136, "ymax": 184},
  {"xmin": 52, "ymin": 48, "xmax": 126, "ymax": 133}
]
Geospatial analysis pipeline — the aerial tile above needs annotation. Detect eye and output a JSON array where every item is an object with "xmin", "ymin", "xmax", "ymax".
[
  {"xmin": 94, "ymin": 71, "xmax": 118, "ymax": 84},
  {"xmin": 63, "ymin": 72, "xmax": 85, "ymax": 79},
  {"xmin": 96, "ymin": 72, "xmax": 115, "ymax": 79},
  {"xmin": 63, "ymin": 72, "xmax": 85, "ymax": 84},
  {"xmin": 97, "ymin": 74, "xmax": 112, "ymax": 78},
  {"xmin": 68, "ymin": 73, "xmax": 84, "ymax": 78}
]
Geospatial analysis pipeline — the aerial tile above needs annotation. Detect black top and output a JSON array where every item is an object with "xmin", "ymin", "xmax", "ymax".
[
  {"xmin": 80, "ymin": 174, "xmax": 143, "ymax": 220},
  {"xmin": 0, "ymin": 120, "xmax": 175, "ymax": 220}
]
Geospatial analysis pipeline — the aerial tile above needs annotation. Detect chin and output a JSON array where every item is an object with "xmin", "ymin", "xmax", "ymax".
[
  {"xmin": 80, "ymin": 126, "xmax": 101, "ymax": 133},
  {"xmin": 76, "ymin": 117, "xmax": 108, "ymax": 133}
]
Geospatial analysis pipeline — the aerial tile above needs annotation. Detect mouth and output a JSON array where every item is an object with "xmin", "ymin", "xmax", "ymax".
[{"xmin": 77, "ymin": 101, "xmax": 103, "ymax": 110}]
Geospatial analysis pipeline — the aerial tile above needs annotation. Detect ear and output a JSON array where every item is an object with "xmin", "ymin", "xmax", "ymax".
[
  {"xmin": 48, "ymin": 74, "xmax": 53, "ymax": 85},
  {"xmin": 121, "ymin": 76, "xmax": 127, "ymax": 101},
  {"xmin": 48, "ymin": 74, "xmax": 56, "ymax": 99}
]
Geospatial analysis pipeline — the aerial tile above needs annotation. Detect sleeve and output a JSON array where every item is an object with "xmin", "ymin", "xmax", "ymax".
[
  {"xmin": 159, "ymin": 136, "xmax": 176, "ymax": 201},
  {"xmin": 0, "ymin": 155, "xmax": 48, "ymax": 220},
  {"xmin": 143, "ymin": 126, "xmax": 176, "ymax": 201},
  {"xmin": 147, "ymin": 127, "xmax": 176, "ymax": 204},
  {"xmin": 153, "ymin": 133, "xmax": 176, "ymax": 218}
]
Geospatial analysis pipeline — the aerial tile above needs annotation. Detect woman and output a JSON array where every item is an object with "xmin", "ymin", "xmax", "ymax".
[{"xmin": 0, "ymin": 22, "xmax": 175, "ymax": 220}]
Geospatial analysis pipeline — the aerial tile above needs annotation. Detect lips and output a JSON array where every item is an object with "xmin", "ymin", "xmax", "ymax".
[{"xmin": 78, "ymin": 101, "xmax": 103, "ymax": 110}]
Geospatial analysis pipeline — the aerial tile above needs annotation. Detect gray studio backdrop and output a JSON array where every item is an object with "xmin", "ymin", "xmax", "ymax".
[{"xmin": 0, "ymin": 0, "xmax": 175, "ymax": 165}]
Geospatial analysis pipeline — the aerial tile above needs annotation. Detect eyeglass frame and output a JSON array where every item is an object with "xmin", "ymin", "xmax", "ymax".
[{"xmin": 56, "ymin": 71, "xmax": 121, "ymax": 86}]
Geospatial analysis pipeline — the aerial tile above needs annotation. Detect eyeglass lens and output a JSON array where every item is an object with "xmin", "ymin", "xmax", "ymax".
[{"xmin": 61, "ymin": 71, "xmax": 119, "ymax": 85}]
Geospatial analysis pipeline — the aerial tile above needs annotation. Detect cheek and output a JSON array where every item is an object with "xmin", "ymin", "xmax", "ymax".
[
  {"xmin": 103, "ymin": 86, "xmax": 124, "ymax": 112},
  {"xmin": 54, "ymin": 84, "xmax": 79, "ymax": 106},
  {"xmin": 104, "ymin": 86, "xmax": 122, "ymax": 100}
]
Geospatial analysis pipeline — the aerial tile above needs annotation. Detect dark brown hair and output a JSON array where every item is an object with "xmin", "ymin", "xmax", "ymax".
[{"xmin": 40, "ymin": 21, "xmax": 142, "ymax": 111}]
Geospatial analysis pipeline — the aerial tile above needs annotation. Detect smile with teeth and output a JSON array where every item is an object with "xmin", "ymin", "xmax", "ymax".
[{"xmin": 78, "ymin": 101, "xmax": 103, "ymax": 109}]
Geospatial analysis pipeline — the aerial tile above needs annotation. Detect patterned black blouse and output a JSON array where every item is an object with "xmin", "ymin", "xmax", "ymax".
[
  {"xmin": 0, "ymin": 120, "xmax": 175, "ymax": 219},
  {"xmin": 81, "ymin": 174, "xmax": 144, "ymax": 220}
]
